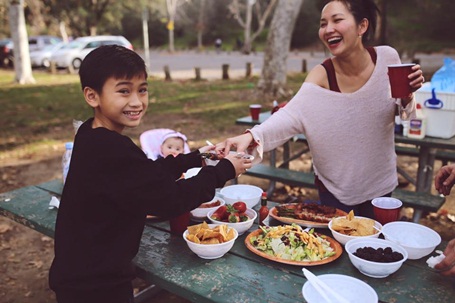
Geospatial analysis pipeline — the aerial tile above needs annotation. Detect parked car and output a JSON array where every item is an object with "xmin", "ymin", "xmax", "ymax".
[
  {"xmin": 3, "ymin": 35, "xmax": 62, "ymax": 67},
  {"xmin": 50, "ymin": 35, "xmax": 133, "ymax": 70},
  {"xmin": 30, "ymin": 42, "xmax": 66, "ymax": 68},
  {"xmin": 0, "ymin": 38, "xmax": 13, "ymax": 67},
  {"xmin": 28, "ymin": 35, "xmax": 62, "ymax": 52}
]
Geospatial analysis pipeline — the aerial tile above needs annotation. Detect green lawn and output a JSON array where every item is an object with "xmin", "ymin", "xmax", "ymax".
[{"xmin": 0, "ymin": 69, "xmax": 306, "ymax": 159}]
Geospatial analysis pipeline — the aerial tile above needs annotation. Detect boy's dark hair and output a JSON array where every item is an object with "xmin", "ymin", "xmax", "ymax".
[{"xmin": 79, "ymin": 45, "xmax": 148, "ymax": 94}]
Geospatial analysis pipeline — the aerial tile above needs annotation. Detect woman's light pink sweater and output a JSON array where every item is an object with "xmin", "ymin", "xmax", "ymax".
[{"xmin": 250, "ymin": 46, "xmax": 416, "ymax": 205}]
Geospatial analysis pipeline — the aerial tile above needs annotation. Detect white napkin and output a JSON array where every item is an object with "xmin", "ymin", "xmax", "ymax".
[
  {"xmin": 49, "ymin": 196, "xmax": 60, "ymax": 209},
  {"xmin": 426, "ymin": 250, "xmax": 446, "ymax": 268}
]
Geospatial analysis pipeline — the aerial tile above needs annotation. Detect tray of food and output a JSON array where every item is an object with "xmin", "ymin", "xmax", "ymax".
[
  {"xmin": 269, "ymin": 203, "xmax": 348, "ymax": 228},
  {"xmin": 244, "ymin": 224, "xmax": 342, "ymax": 266}
]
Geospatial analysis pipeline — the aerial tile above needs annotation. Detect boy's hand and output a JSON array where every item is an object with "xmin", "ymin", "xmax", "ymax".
[{"xmin": 224, "ymin": 152, "xmax": 253, "ymax": 177}]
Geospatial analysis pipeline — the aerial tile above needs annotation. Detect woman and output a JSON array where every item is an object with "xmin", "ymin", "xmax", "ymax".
[{"xmin": 217, "ymin": 0, "xmax": 425, "ymax": 217}]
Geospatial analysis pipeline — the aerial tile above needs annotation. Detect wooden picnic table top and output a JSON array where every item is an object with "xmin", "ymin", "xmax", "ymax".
[{"xmin": 1, "ymin": 179, "xmax": 454, "ymax": 303}]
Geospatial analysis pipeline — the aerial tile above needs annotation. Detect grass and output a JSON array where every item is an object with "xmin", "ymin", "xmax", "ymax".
[{"xmin": 0, "ymin": 69, "xmax": 306, "ymax": 161}]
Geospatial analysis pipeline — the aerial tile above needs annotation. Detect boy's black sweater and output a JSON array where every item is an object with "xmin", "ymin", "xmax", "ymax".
[{"xmin": 49, "ymin": 119, "xmax": 234, "ymax": 303}]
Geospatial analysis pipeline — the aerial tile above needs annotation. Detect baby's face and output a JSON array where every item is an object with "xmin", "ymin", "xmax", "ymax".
[{"xmin": 161, "ymin": 137, "xmax": 185, "ymax": 157}]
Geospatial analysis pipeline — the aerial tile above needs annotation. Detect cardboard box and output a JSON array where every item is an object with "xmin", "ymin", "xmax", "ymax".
[{"xmin": 415, "ymin": 84, "xmax": 455, "ymax": 139}]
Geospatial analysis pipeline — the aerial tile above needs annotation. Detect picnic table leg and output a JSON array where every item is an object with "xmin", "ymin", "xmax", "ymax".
[
  {"xmin": 266, "ymin": 150, "xmax": 277, "ymax": 197},
  {"xmin": 413, "ymin": 146, "xmax": 437, "ymax": 222}
]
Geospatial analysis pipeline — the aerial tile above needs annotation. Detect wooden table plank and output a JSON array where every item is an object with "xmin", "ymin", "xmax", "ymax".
[
  {"xmin": 136, "ymin": 226, "xmax": 307, "ymax": 303},
  {"xmin": 0, "ymin": 185, "xmax": 57, "ymax": 237}
]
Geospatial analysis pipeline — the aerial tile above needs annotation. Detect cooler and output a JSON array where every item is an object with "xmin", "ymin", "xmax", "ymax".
[{"xmin": 415, "ymin": 83, "xmax": 455, "ymax": 139}]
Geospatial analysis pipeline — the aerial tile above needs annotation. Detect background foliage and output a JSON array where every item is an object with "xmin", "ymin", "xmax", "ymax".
[{"xmin": 0, "ymin": 0, "xmax": 454, "ymax": 54}]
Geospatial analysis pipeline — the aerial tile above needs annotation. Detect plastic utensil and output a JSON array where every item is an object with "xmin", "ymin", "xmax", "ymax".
[
  {"xmin": 302, "ymin": 268, "xmax": 350, "ymax": 303},
  {"xmin": 424, "ymin": 88, "xmax": 444, "ymax": 109}
]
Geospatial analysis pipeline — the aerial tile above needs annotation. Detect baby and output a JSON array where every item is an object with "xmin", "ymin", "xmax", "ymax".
[{"xmin": 160, "ymin": 131, "xmax": 187, "ymax": 158}]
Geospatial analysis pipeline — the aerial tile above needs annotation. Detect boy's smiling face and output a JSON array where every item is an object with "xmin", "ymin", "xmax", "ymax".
[{"xmin": 84, "ymin": 75, "xmax": 148, "ymax": 133}]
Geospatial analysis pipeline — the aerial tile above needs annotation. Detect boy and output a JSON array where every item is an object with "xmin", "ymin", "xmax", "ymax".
[
  {"xmin": 160, "ymin": 131, "xmax": 187, "ymax": 158},
  {"xmin": 49, "ymin": 45, "xmax": 251, "ymax": 303}
]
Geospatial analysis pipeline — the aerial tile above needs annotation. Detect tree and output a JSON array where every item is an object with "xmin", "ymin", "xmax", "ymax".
[
  {"xmin": 229, "ymin": 0, "xmax": 277, "ymax": 54},
  {"xmin": 9, "ymin": 0, "xmax": 35, "ymax": 84},
  {"xmin": 257, "ymin": 0, "xmax": 302, "ymax": 97}
]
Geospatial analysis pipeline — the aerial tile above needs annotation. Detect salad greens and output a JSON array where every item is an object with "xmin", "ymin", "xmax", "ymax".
[{"xmin": 250, "ymin": 224, "xmax": 335, "ymax": 262}]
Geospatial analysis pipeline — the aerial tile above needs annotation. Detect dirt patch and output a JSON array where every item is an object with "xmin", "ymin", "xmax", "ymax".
[{"xmin": 1, "ymin": 119, "xmax": 454, "ymax": 303}]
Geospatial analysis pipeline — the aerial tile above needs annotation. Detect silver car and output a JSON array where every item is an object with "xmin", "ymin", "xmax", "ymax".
[
  {"xmin": 50, "ymin": 35, "xmax": 133, "ymax": 70},
  {"xmin": 30, "ymin": 42, "xmax": 66, "ymax": 68}
]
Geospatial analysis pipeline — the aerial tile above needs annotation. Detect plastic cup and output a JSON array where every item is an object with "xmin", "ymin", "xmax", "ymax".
[
  {"xmin": 388, "ymin": 64, "xmax": 415, "ymax": 98},
  {"xmin": 371, "ymin": 197, "xmax": 403, "ymax": 225},
  {"xmin": 249, "ymin": 104, "xmax": 262, "ymax": 121},
  {"xmin": 169, "ymin": 212, "xmax": 191, "ymax": 235}
]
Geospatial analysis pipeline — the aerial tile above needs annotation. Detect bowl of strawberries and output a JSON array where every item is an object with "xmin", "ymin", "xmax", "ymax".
[{"xmin": 207, "ymin": 201, "xmax": 257, "ymax": 235}]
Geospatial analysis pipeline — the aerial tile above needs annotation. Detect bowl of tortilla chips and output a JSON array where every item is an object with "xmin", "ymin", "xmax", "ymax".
[
  {"xmin": 183, "ymin": 222, "xmax": 238, "ymax": 259},
  {"xmin": 328, "ymin": 211, "xmax": 382, "ymax": 245}
]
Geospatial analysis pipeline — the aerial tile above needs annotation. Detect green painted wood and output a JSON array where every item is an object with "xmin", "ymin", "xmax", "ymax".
[
  {"xmin": 392, "ymin": 189, "xmax": 445, "ymax": 212},
  {"xmin": 36, "ymin": 179, "xmax": 64, "ymax": 196},
  {"xmin": 1, "ymin": 181, "xmax": 454, "ymax": 303},
  {"xmin": 145, "ymin": 219, "xmax": 455, "ymax": 303},
  {"xmin": 245, "ymin": 164, "xmax": 316, "ymax": 188},
  {"xmin": 136, "ymin": 225, "xmax": 308, "ymax": 303},
  {"xmin": 395, "ymin": 145, "xmax": 455, "ymax": 162},
  {"xmin": 245, "ymin": 164, "xmax": 444, "ymax": 212},
  {"xmin": 0, "ymin": 185, "xmax": 56, "ymax": 237}
]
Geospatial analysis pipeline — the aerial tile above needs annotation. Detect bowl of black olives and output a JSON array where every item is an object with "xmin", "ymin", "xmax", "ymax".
[{"xmin": 345, "ymin": 238, "xmax": 408, "ymax": 278}]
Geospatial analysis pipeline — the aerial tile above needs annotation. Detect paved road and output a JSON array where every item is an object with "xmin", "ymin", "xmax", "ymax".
[{"xmin": 139, "ymin": 49, "xmax": 450, "ymax": 80}]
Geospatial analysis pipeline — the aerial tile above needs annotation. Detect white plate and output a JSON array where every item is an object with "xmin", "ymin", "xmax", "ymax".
[{"xmin": 302, "ymin": 274, "xmax": 378, "ymax": 303}]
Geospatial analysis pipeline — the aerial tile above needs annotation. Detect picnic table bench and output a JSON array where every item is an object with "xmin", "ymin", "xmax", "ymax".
[
  {"xmin": 244, "ymin": 164, "xmax": 445, "ymax": 222},
  {"xmin": 1, "ymin": 179, "xmax": 454, "ymax": 303}
]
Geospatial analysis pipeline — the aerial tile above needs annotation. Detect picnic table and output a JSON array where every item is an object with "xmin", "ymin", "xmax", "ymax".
[
  {"xmin": 1, "ymin": 179, "xmax": 454, "ymax": 303},
  {"xmin": 236, "ymin": 112, "xmax": 454, "ymax": 221}
]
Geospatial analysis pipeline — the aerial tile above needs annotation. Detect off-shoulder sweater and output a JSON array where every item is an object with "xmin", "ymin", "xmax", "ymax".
[{"xmin": 249, "ymin": 46, "xmax": 416, "ymax": 205}]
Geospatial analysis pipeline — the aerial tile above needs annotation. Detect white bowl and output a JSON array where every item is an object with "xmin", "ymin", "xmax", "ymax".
[
  {"xmin": 183, "ymin": 224, "xmax": 238, "ymax": 259},
  {"xmin": 190, "ymin": 197, "xmax": 225, "ymax": 219},
  {"xmin": 302, "ymin": 274, "xmax": 378, "ymax": 303},
  {"xmin": 345, "ymin": 238, "xmax": 408, "ymax": 278},
  {"xmin": 220, "ymin": 184, "xmax": 263, "ymax": 209},
  {"xmin": 328, "ymin": 216, "xmax": 382, "ymax": 245},
  {"xmin": 207, "ymin": 208, "xmax": 257, "ymax": 235},
  {"xmin": 382, "ymin": 221, "xmax": 441, "ymax": 260}
]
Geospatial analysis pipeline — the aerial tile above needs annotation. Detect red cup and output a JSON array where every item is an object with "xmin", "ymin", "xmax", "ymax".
[
  {"xmin": 249, "ymin": 104, "xmax": 261, "ymax": 121},
  {"xmin": 371, "ymin": 197, "xmax": 403, "ymax": 225},
  {"xmin": 388, "ymin": 64, "xmax": 415, "ymax": 98},
  {"xmin": 169, "ymin": 212, "xmax": 191, "ymax": 235}
]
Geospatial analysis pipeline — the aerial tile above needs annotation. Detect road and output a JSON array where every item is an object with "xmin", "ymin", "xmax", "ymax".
[{"xmin": 139, "ymin": 49, "xmax": 449, "ymax": 80}]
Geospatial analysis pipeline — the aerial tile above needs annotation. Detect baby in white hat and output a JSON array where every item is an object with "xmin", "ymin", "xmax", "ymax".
[{"xmin": 160, "ymin": 131, "xmax": 188, "ymax": 158}]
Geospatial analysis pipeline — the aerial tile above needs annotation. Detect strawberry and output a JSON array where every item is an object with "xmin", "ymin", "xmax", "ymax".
[
  {"xmin": 211, "ymin": 205, "xmax": 227, "ymax": 221},
  {"xmin": 232, "ymin": 201, "xmax": 247, "ymax": 213}
]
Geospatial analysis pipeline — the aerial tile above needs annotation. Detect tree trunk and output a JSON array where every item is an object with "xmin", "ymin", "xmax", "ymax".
[
  {"xmin": 9, "ymin": 0, "xmax": 35, "ymax": 84},
  {"xmin": 243, "ymin": 0, "xmax": 253, "ymax": 54},
  {"xmin": 257, "ymin": 0, "xmax": 302, "ymax": 97},
  {"xmin": 197, "ymin": 0, "xmax": 206, "ymax": 52}
]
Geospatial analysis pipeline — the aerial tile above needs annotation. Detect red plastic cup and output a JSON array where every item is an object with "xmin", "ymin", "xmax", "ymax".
[
  {"xmin": 371, "ymin": 197, "xmax": 403, "ymax": 225},
  {"xmin": 169, "ymin": 212, "xmax": 191, "ymax": 235},
  {"xmin": 249, "ymin": 104, "xmax": 262, "ymax": 121},
  {"xmin": 387, "ymin": 63, "xmax": 415, "ymax": 98}
]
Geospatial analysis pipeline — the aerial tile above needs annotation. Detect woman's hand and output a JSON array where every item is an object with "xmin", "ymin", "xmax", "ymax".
[
  {"xmin": 409, "ymin": 64, "xmax": 425, "ymax": 93},
  {"xmin": 215, "ymin": 132, "xmax": 254, "ymax": 157},
  {"xmin": 402, "ymin": 64, "xmax": 425, "ymax": 105},
  {"xmin": 435, "ymin": 164, "xmax": 455, "ymax": 196},
  {"xmin": 434, "ymin": 238, "xmax": 455, "ymax": 276}
]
